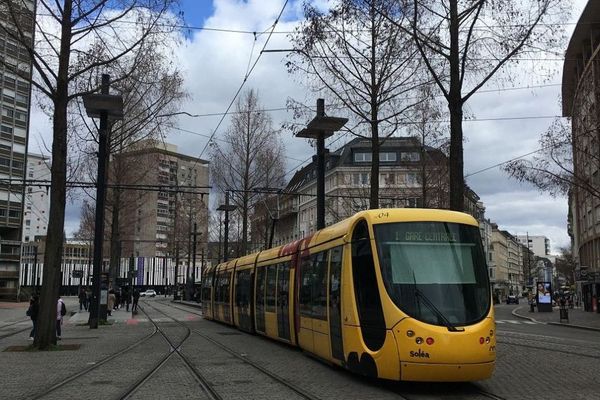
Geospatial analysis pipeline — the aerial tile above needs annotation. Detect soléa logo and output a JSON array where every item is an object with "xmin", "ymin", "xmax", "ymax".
[{"xmin": 409, "ymin": 349, "xmax": 430, "ymax": 358}]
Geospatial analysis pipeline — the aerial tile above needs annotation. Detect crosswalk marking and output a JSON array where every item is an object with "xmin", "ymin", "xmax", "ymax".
[{"xmin": 495, "ymin": 319, "xmax": 539, "ymax": 325}]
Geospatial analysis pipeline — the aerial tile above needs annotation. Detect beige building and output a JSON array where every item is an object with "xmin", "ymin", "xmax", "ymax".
[
  {"xmin": 252, "ymin": 137, "xmax": 482, "ymax": 248},
  {"xmin": 0, "ymin": 0, "xmax": 35, "ymax": 299},
  {"xmin": 490, "ymin": 225, "xmax": 524, "ymax": 300},
  {"xmin": 112, "ymin": 142, "xmax": 209, "ymax": 269}
]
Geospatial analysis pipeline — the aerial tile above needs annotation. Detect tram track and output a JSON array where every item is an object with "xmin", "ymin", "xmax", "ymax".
[
  {"xmin": 120, "ymin": 302, "xmax": 222, "ymax": 400},
  {"xmin": 29, "ymin": 324, "xmax": 159, "ymax": 400},
  {"xmin": 164, "ymin": 300, "xmax": 511, "ymax": 400},
  {"xmin": 150, "ymin": 299, "xmax": 324, "ymax": 400},
  {"xmin": 496, "ymin": 339, "xmax": 600, "ymax": 360}
]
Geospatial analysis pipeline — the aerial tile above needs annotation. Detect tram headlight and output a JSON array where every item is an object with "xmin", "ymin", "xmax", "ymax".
[
  {"xmin": 485, "ymin": 337, "xmax": 490, "ymax": 344},
  {"xmin": 479, "ymin": 337, "xmax": 485, "ymax": 344},
  {"xmin": 406, "ymin": 330, "xmax": 415, "ymax": 337},
  {"xmin": 415, "ymin": 337, "xmax": 424, "ymax": 345},
  {"xmin": 426, "ymin": 337, "xmax": 434, "ymax": 345},
  {"xmin": 489, "ymin": 330, "xmax": 494, "ymax": 337}
]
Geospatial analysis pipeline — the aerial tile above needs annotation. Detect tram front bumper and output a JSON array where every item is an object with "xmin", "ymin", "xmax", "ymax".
[{"xmin": 399, "ymin": 360, "xmax": 495, "ymax": 382}]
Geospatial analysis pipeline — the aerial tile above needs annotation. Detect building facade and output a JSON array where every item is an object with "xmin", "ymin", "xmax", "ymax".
[
  {"xmin": 490, "ymin": 225, "xmax": 524, "ymax": 300},
  {"xmin": 516, "ymin": 235, "xmax": 551, "ymax": 259},
  {"xmin": 252, "ymin": 137, "xmax": 482, "ymax": 248},
  {"xmin": 111, "ymin": 142, "xmax": 209, "ymax": 280},
  {"xmin": 0, "ymin": 0, "xmax": 35, "ymax": 299},
  {"xmin": 22, "ymin": 153, "xmax": 50, "ymax": 242},
  {"xmin": 562, "ymin": 1, "xmax": 600, "ymax": 311}
]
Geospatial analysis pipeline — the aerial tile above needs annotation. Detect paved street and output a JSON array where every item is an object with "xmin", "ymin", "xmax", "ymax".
[{"xmin": 1, "ymin": 299, "xmax": 599, "ymax": 400}]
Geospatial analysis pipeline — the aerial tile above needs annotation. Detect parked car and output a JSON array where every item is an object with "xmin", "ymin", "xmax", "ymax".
[
  {"xmin": 506, "ymin": 295, "xmax": 519, "ymax": 304},
  {"xmin": 144, "ymin": 289, "xmax": 157, "ymax": 298}
]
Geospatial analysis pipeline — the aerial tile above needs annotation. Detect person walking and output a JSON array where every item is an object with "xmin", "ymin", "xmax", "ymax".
[
  {"xmin": 86, "ymin": 287, "xmax": 92, "ymax": 312},
  {"xmin": 123, "ymin": 289, "xmax": 131, "ymax": 312},
  {"xmin": 132, "ymin": 288, "xmax": 140, "ymax": 313},
  {"xmin": 56, "ymin": 296, "xmax": 66, "ymax": 340},
  {"xmin": 107, "ymin": 290, "xmax": 116, "ymax": 316},
  {"xmin": 78, "ymin": 288, "xmax": 87, "ymax": 311},
  {"xmin": 27, "ymin": 295, "xmax": 39, "ymax": 340}
]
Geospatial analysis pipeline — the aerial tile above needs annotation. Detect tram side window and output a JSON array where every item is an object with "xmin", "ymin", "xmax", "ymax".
[
  {"xmin": 256, "ymin": 268, "xmax": 266, "ymax": 311},
  {"xmin": 299, "ymin": 255, "xmax": 313, "ymax": 317},
  {"xmin": 222, "ymin": 272, "xmax": 231, "ymax": 304},
  {"xmin": 235, "ymin": 270, "xmax": 251, "ymax": 308},
  {"xmin": 265, "ymin": 264, "xmax": 277, "ymax": 312},
  {"xmin": 214, "ymin": 273, "xmax": 221, "ymax": 303},
  {"xmin": 299, "ymin": 251, "xmax": 328, "ymax": 320}
]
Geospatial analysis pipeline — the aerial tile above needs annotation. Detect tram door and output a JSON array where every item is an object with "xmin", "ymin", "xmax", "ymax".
[
  {"xmin": 328, "ymin": 246, "xmax": 344, "ymax": 361},
  {"xmin": 276, "ymin": 262, "xmax": 291, "ymax": 341},
  {"xmin": 235, "ymin": 269, "xmax": 253, "ymax": 332}
]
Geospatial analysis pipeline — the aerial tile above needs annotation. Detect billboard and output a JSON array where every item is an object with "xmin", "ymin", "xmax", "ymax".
[{"xmin": 536, "ymin": 281, "xmax": 552, "ymax": 312}]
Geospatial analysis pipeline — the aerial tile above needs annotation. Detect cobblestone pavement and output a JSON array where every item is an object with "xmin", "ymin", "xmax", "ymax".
[
  {"xmin": 2, "ymin": 299, "xmax": 599, "ymax": 400},
  {"xmin": 513, "ymin": 305, "xmax": 600, "ymax": 330}
]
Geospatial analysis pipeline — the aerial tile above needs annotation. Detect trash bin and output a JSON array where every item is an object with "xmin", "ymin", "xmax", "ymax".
[{"xmin": 559, "ymin": 306, "xmax": 569, "ymax": 323}]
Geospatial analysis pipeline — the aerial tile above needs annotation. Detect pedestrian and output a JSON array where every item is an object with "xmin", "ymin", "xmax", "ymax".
[
  {"xmin": 114, "ymin": 289, "xmax": 121, "ymax": 310},
  {"xmin": 124, "ymin": 287, "xmax": 131, "ymax": 312},
  {"xmin": 132, "ymin": 288, "xmax": 140, "ymax": 313},
  {"xmin": 56, "ymin": 296, "xmax": 66, "ymax": 340},
  {"xmin": 78, "ymin": 287, "xmax": 87, "ymax": 311},
  {"xmin": 27, "ymin": 295, "xmax": 39, "ymax": 340},
  {"xmin": 107, "ymin": 289, "xmax": 116, "ymax": 316},
  {"xmin": 86, "ymin": 287, "xmax": 92, "ymax": 312}
]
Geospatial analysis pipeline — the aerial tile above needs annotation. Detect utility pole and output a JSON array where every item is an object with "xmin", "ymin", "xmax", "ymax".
[
  {"xmin": 296, "ymin": 99, "xmax": 347, "ymax": 230},
  {"xmin": 83, "ymin": 74, "xmax": 123, "ymax": 329},
  {"xmin": 191, "ymin": 222, "xmax": 198, "ymax": 299},
  {"xmin": 217, "ymin": 192, "xmax": 236, "ymax": 262},
  {"xmin": 186, "ymin": 195, "xmax": 192, "ymax": 300}
]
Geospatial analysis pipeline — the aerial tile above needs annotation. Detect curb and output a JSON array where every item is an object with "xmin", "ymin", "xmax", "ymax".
[
  {"xmin": 546, "ymin": 321, "xmax": 600, "ymax": 332},
  {"xmin": 511, "ymin": 306, "xmax": 544, "ymax": 324},
  {"xmin": 512, "ymin": 306, "xmax": 600, "ymax": 332}
]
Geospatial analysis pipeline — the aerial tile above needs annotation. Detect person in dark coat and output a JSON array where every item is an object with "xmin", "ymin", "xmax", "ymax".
[
  {"xmin": 132, "ymin": 288, "xmax": 140, "ymax": 312},
  {"xmin": 78, "ymin": 288, "xmax": 87, "ymax": 311},
  {"xmin": 27, "ymin": 295, "xmax": 39, "ymax": 340}
]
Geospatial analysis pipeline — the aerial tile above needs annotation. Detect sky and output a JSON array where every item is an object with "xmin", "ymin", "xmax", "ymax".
[{"xmin": 27, "ymin": 0, "xmax": 589, "ymax": 253}]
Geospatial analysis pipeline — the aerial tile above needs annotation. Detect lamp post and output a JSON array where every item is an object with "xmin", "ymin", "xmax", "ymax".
[
  {"xmin": 83, "ymin": 74, "xmax": 123, "ymax": 329},
  {"xmin": 217, "ymin": 191, "xmax": 236, "ymax": 262},
  {"xmin": 296, "ymin": 99, "xmax": 347, "ymax": 230}
]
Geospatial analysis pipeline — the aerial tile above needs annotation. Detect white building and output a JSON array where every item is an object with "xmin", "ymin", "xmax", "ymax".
[
  {"xmin": 22, "ymin": 154, "xmax": 50, "ymax": 242},
  {"xmin": 516, "ymin": 235, "xmax": 551, "ymax": 258}
]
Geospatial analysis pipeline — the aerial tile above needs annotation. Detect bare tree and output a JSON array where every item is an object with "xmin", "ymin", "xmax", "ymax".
[
  {"xmin": 211, "ymin": 90, "xmax": 286, "ymax": 256},
  {"xmin": 385, "ymin": 0, "xmax": 571, "ymax": 211},
  {"xmin": 504, "ymin": 119, "xmax": 597, "ymax": 198},
  {"xmin": 288, "ymin": 0, "xmax": 425, "ymax": 209},
  {"xmin": 1, "ymin": 0, "xmax": 179, "ymax": 349}
]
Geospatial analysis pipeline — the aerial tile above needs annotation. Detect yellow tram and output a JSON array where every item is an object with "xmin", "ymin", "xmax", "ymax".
[{"xmin": 201, "ymin": 209, "xmax": 496, "ymax": 381}]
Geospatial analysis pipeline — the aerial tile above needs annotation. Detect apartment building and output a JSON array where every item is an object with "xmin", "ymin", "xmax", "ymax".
[
  {"xmin": 252, "ymin": 137, "xmax": 482, "ymax": 248},
  {"xmin": 22, "ymin": 153, "xmax": 50, "ymax": 242},
  {"xmin": 111, "ymin": 142, "xmax": 209, "ymax": 269},
  {"xmin": 490, "ymin": 225, "xmax": 524, "ymax": 300},
  {"xmin": 562, "ymin": 0, "xmax": 600, "ymax": 311},
  {"xmin": 0, "ymin": 0, "xmax": 35, "ymax": 299}
]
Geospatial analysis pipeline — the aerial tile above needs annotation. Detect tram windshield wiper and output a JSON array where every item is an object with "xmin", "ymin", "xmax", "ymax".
[{"xmin": 411, "ymin": 271, "xmax": 464, "ymax": 332}]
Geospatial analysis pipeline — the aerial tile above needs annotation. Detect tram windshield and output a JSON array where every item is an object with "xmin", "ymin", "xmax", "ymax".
[{"xmin": 374, "ymin": 221, "xmax": 490, "ymax": 327}]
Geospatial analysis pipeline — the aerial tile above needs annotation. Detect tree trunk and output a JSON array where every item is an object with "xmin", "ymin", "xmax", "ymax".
[
  {"xmin": 369, "ymin": 3, "xmax": 379, "ymax": 210},
  {"xmin": 448, "ymin": 0, "xmax": 464, "ymax": 212},
  {"xmin": 35, "ymin": 0, "xmax": 73, "ymax": 350}
]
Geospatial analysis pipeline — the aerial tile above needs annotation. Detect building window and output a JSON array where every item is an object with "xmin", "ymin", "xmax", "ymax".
[
  {"xmin": 352, "ymin": 172, "xmax": 369, "ymax": 185},
  {"xmin": 25, "ymin": 220, "xmax": 30, "ymax": 226},
  {"xmin": 380, "ymin": 152, "xmax": 397, "ymax": 162},
  {"xmin": 400, "ymin": 152, "xmax": 420, "ymax": 162},
  {"xmin": 354, "ymin": 152, "xmax": 372, "ymax": 162},
  {"xmin": 381, "ymin": 173, "xmax": 395, "ymax": 185}
]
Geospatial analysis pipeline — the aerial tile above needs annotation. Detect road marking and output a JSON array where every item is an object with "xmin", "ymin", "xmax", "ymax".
[{"xmin": 496, "ymin": 319, "xmax": 539, "ymax": 325}]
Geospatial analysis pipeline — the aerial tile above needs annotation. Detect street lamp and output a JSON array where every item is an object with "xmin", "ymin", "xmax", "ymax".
[
  {"xmin": 217, "ymin": 191, "xmax": 236, "ymax": 262},
  {"xmin": 296, "ymin": 99, "xmax": 347, "ymax": 230},
  {"xmin": 83, "ymin": 74, "xmax": 123, "ymax": 329}
]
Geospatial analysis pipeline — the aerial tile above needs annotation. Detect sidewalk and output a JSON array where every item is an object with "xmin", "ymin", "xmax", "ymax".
[
  {"xmin": 68, "ymin": 306, "xmax": 145, "ymax": 326},
  {"xmin": 513, "ymin": 305, "xmax": 600, "ymax": 331}
]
